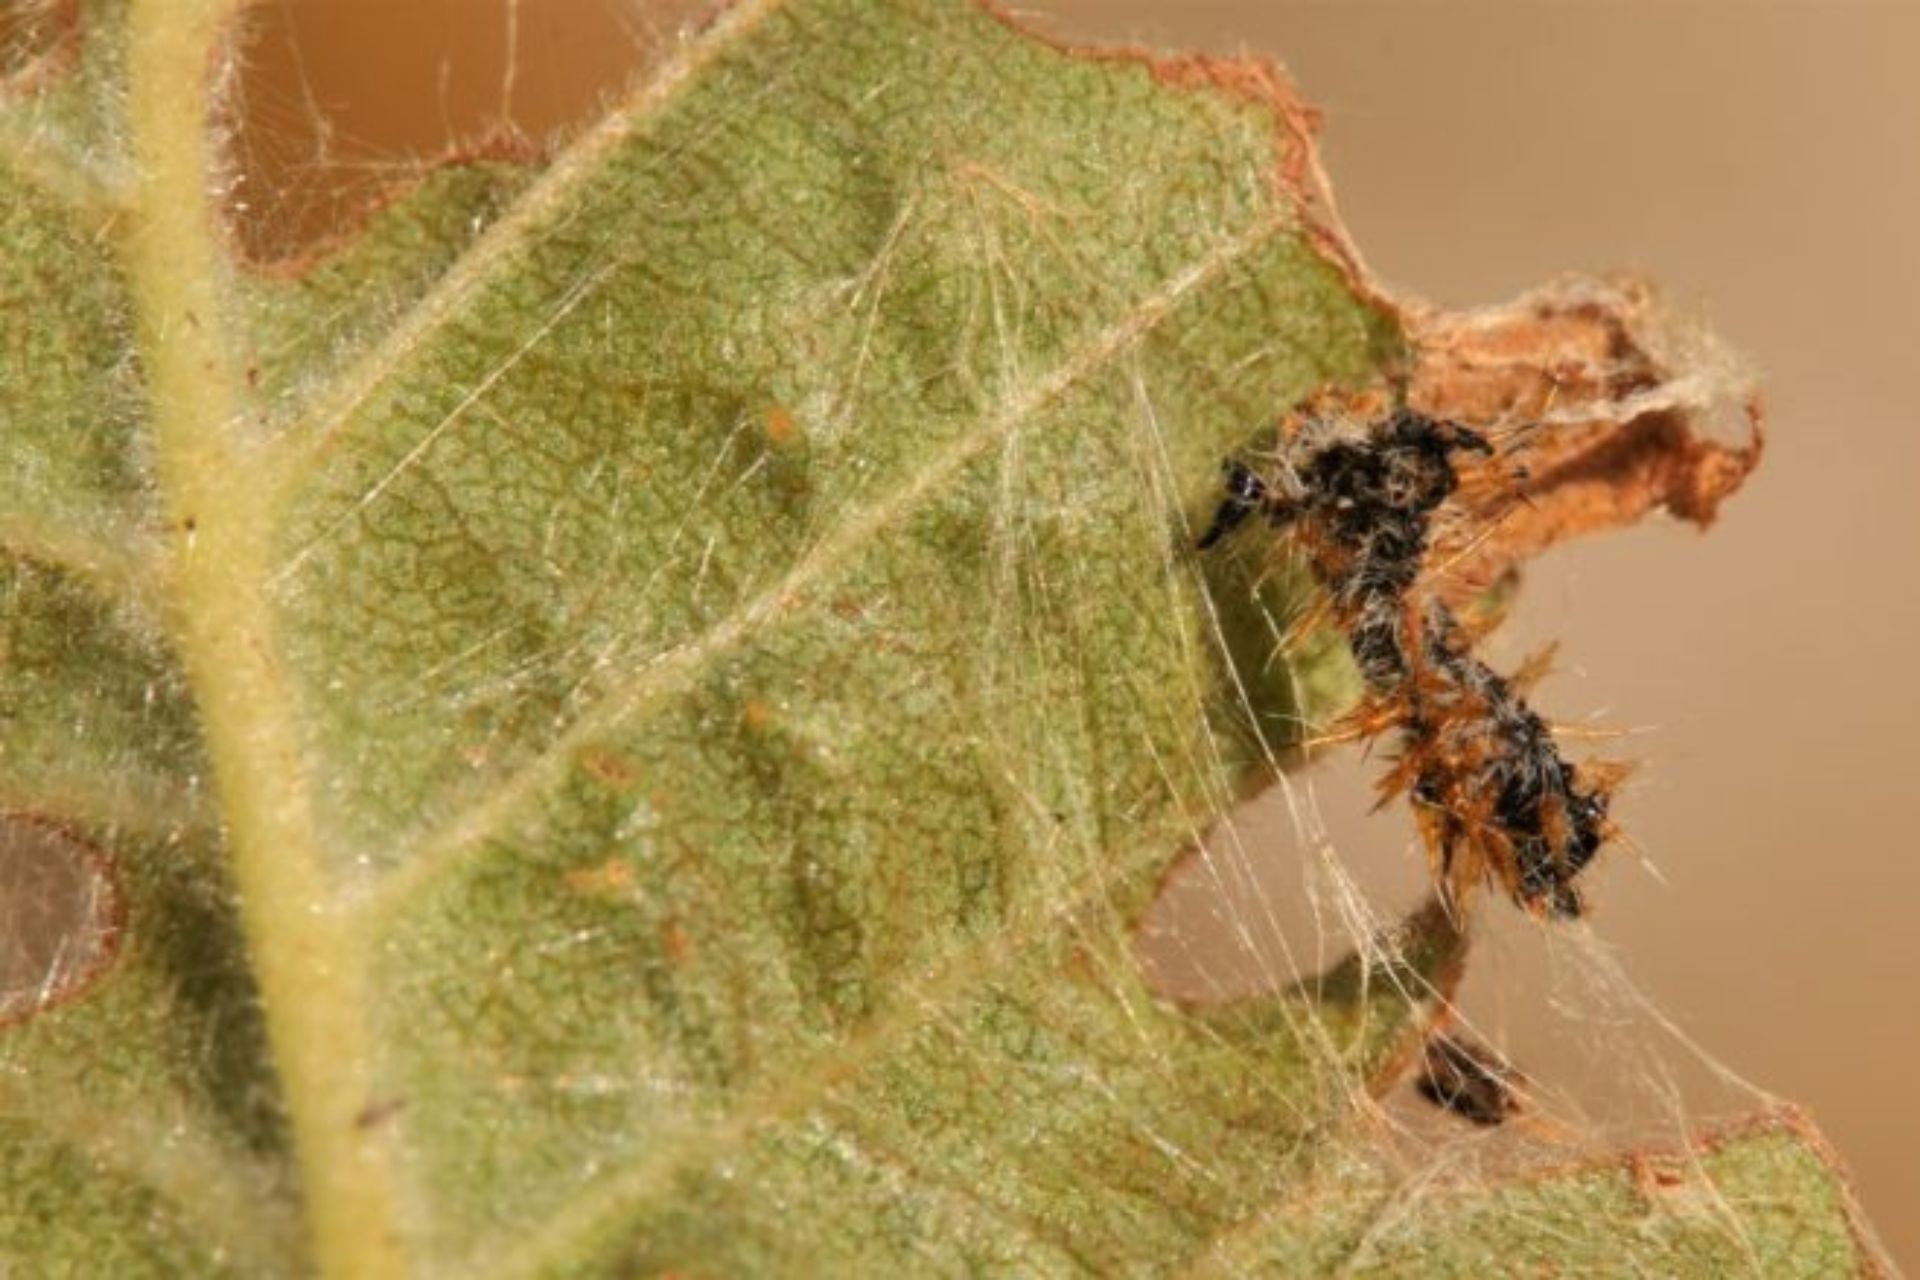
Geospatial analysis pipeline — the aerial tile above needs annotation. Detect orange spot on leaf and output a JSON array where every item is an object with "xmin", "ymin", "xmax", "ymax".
[
  {"xmin": 578, "ymin": 746, "xmax": 641, "ymax": 791},
  {"xmin": 763, "ymin": 404, "xmax": 799, "ymax": 446},
  {"xmin": 563, "ymin": 858, "xmax": 635, "ymax": 897},
  {"xmin": 661, "ymin": 919, "xmax": 693, "ymax": 966}
]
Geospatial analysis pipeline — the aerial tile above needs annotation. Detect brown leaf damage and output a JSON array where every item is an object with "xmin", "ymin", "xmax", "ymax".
[
  {"xmin": 0, "ymin": 814, "xmax": 124, "ymax": 1027},
  {"xmin": 989, "ymin": 14, "xmax": 1765, "ymax": 600},
  {"xmin": 1412, "ymin": 274, "xmax": 1764, "ymax": 609}
]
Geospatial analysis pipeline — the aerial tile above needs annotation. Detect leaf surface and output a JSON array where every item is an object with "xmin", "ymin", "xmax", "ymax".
[
  {"xmin": 0, "ymin": 0, "xmax": 1878, "ymax": 1275},
  {"xmin": 1193, "ymin": 1114, "xmax": 1878, "ymax": 1278}
]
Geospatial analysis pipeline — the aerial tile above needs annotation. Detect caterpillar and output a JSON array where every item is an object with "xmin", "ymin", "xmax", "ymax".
[{"xmin": 1200, "ymin": 404, "xmax": 1619, "ymax": 919}]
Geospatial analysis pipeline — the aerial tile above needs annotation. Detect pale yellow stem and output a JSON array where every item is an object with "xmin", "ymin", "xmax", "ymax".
[{"xmin": 122, "ymin": 2, "xmax": 406, "ymax": 1275}]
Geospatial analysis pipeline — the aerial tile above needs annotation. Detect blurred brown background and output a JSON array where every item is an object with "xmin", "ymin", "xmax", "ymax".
[{"xmin": 222, "ymin": 0, "xmax": 1917, "ymax": 1263}]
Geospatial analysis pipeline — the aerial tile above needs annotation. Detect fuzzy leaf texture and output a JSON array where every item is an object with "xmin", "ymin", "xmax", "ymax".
[{"xmin": 0, "ymin": 0, "xmax": 1880, "ymax": 1276}]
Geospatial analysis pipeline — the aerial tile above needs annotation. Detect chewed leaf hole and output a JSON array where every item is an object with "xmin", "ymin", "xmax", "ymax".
[
  {"xmin": 1137, "ymin": 749, "xmax": 1430, "ymax": 1005},
  {"xmin": 0, "ymin": 815, "xmax": 124, "ymax": 1025},
  {"xmin": 221, "ymin": 0, "xmax": 703, "ymax": 262}
]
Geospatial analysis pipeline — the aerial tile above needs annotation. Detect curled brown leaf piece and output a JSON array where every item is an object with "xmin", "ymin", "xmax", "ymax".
[{"xmin": 1410, "ymin": 275, "xmax": 1764, "ymax": 609}]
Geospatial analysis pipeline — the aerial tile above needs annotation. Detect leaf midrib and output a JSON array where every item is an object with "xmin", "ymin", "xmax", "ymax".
[
  {"xmin": 121, "ymin": 0, "xmax": 408, "ymax": 1274},
  {"xmin": 67, "ymin": 0, "xmax": 822, "ymax": 1273},
  {"xmin": 101, "ymin": 0, "xmax": 1340, "ymax": 1274}
]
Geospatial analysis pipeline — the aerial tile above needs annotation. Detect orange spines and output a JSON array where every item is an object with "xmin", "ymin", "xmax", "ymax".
[{"xmin": 1202, "ymin": 403, "xmax": 1622, "ymax": 918}]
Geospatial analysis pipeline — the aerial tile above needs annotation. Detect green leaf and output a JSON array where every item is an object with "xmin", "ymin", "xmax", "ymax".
[
  {"xmin": 0, "ymin": 0, "xmax": 1878, "ymax": 1275},
  {"xmin": 1191, "ymin": 1113, "xmax": 1879, "ymax": 1277}
]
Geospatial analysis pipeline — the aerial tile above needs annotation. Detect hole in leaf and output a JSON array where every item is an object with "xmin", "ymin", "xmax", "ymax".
[
  {"xmin": 1136, "ymin": 748, "xmax": 1427, "ymax": 1004},
  {"xmin": 0, "ymin": 815, "xmax": 125, "ymax": 1025},
  {"xmin": 222, "ymin": 0, "xmax": 719, "ymax": 262}
]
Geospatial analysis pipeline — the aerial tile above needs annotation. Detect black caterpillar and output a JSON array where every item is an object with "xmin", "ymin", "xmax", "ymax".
[{"xmin": 1201, "ymin": 408, "xmax": 1613, "ymax": 918}]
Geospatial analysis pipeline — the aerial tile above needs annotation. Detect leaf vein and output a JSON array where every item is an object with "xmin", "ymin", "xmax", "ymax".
[
  {"xmin": 0, "ymin": 513, "xmax": 169, "ymax": 628},
  {"xmin": 356, "ymin": 210, "xmax": 1288, "ymax": 921},
  {"xmin": 480, "ymin": 802, "xmax": 1232, "ymax": 1280},
  {"xmin": 259, "ymin": 0, "xmax": 789, "ymax": 513},
  {"xmin": 0, "ymin": 116, "xmax": 127, "ymax": 228}
]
